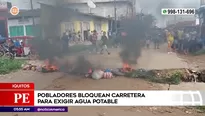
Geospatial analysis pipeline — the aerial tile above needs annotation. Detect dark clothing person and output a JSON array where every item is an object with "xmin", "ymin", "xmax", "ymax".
[
  {"xmin": 189, "ymin": 39, "xmax": 197, "ymax": 53},
  {"xmin": 61, "ymin": 33, "xmax": 69, "ymax": 53},
  {"xmin": 101, "ymin": 35, "xmax": 108, "ymax": 46},
  {"xmin": 100, "ymin": 33, "xmax": 110, "ymax": 54},
  {"xmin": 182, "ymin": 39, "xmax": 189, "ymax": 54},
  {"xmin": 68, "ymin": 32, "xmax": 72, "ymax": 39},
  {"xmin": 84, "ymin": 30, "xmax": 88, "ymax": 40},
  {"xmin": 153, "ymin": 34, "xmax": 160, "ymax": 49},
  {"xmin": 8, "ymin": 40, "xmax": 15, "ymax": 55},
  {"xmin": 91, "ymin": 34, "xmax": 97, "ymax": 45},
  {"xmin": 91, "ymin": 33, "xmax": 98, "ymax": 52}
]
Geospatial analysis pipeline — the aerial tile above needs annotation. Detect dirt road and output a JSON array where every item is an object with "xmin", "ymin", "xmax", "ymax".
[{"xmin": 1, "ymin": 48, "xmax": 205, "ymax": 116}]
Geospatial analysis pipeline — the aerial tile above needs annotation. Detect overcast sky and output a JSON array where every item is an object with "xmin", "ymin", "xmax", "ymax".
[{"xmin": 136, "ymin": 0, "xmax": 200, "ymax": 27}]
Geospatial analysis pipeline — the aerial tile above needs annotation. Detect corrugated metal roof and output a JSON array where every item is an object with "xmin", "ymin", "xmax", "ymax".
[
  {"xmin": 5, "ymin": 4, "xmax": 111, "ymax": 20},
  {"xmin": 66, "ymin": 0, "xmax": 133, "ymax": 3},
  {"xmin": 40, "ymin": 3, "xmax": 111, "ymax": 20}
]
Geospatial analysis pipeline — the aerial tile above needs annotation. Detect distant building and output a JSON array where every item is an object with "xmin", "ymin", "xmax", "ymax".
[
  {"xmin": 62, "ymin": 0, "xmax": 135, "ymax": 20},
  {"xmin": 0, "ymin": 0, "xmax": 57, "ymax": 37},
  {"xmin": 7, "ymin": 9, "xmax": 40, "ymax": 37},
  {"xmin": 40, "ymin": 3, "xmax": 110, "ymax": 40}
]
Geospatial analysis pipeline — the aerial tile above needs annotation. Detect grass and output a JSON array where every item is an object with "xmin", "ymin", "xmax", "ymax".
[
  {"xmin": 125, "ymin": 70, "xmax": 182, "ymax": 85},
  {"xmin": 0, "ymin": 58, "xmax": 24, "ymax": 74},
  {"xmin": 146, "ymin": 73, "xmax": 181, "ymax": 85},
  {"xmin": 192, "ymin": 49, "xmax": 205, "ymax": 56},
  {"xmin": 196, "ymin": 106, "xmax": 205, "ymax": 112}
]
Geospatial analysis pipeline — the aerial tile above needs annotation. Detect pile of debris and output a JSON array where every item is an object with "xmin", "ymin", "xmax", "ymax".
[
  {"xmin": 21, "ymin": 60, "xmax": 205, "ymax": 83},
  {"xmin": 22, "ymin": 59, "xmax": 58, "ymax": 73},
  {"xmin": 85, "ymin": 69, "xmax": 114, "ymax": 80},
  {"xmin": 85, "ymin": 65, "xmax": 205, "ymax": 83},
  {"xmin": 85, "ymin": 63, "xmax": 133, "ymax": 80},
  {"xmin": 184, "ymin": 69, "xmax": 205, "ymax": 82}
]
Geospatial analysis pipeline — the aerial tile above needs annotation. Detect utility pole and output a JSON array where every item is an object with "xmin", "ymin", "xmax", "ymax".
[
  {"xmin": 132, "ymin": 0, "xmax": 135, "ymax": 16},
  {"xmin": 174, "ymin": 15, "xmax": 177, "ymax": 25},
  {"xmin": 30, "ymin": 0, "xmax": 35, "ymax": 26},
  {"xmin": 114, "ymin": 0, "xmax": 117, "ymax": 33}
]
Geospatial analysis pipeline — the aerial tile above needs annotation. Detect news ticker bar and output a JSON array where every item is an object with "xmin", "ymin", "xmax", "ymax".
[
  {"xmin": 0, "ymin": 83, "xmax": 205, "ymax": 106},
  {"xmin": 0, "ymin": 107, "xmax": 68, "ymax": 112}
]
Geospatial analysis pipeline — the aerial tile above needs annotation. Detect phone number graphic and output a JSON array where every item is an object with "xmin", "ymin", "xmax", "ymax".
[{"xmin": 161, "ymin": 8, "xmax": 195, "ymax": 15}]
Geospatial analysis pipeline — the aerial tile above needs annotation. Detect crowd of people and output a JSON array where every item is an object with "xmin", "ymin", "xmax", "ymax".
[
  {"xmin": 61, "ymin": 30, "xmax": 110, "ymax": 55},
  {"xmin": 166, "ymin": 28, "xmax": 203, "ymax": 54},
  {"xmin": 144, "ymin": 27, "xmax": 204, "ymax": 55},
  {"xmin": 2, "ymin": 26, "xmax": 203, "ymax": 58}
]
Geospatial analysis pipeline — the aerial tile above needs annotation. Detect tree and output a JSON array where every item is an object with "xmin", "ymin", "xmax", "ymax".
[{"xmin": 143, "ymin": 14, "xmax": 156, "ymax": 28}]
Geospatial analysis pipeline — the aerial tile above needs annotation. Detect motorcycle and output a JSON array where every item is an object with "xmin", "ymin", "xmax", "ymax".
[
  {"xmin": 0, "ymin": 50, "xmax": 4, "ymax": 57},
  {"xmin": 0, "ymin": 44, "xmax": 15, "ymax": 59}
]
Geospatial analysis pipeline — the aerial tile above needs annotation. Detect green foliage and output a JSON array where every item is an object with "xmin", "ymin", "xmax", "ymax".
[
  {"xmin": 166, "ymin": 72, "xmax": 182, "ymax": 85},
  {"xmin": 196, "ymin": 106, "xmax": 205, "ymax": 112},
  {"xmin": 143, "ymin": 14, "xmax": 156, "ymax": 27},
  {"xmin": 0, "ymin": 58, "xmax": 24, "ymax": 74},
  {"xmin": 125, "ymin": 70, "xmax": 183, "ymax": 85},
  {"xmin": 193, "ymin": 49, "xmax": 205, "ymax": 56},
  {"xmin": 125, "ymin": 69, "xmax": 155, "ymax": 79}
]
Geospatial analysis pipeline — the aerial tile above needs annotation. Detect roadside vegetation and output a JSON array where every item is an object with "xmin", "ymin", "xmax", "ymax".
[
  {"xmin": 193, "ymin": 49, "xmax": 205, "ymax": 56},
  {"xmin": 196, "ymin": 106, "xmax": 205, "ymax": 113},
  {"xmin": 125, "ymin": 70, "xmax": 182, "ymax": 85},
  {"xmin": 0, "ymin": 58, "xmax": 24, "ymax": 74}
]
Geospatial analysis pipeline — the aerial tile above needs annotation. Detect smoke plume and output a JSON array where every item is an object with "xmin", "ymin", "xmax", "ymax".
[
  {"xmin": 119, "ymin": 14, "xmax": 155, "ymax": 65},
  {"xmin": 31, "ymin": 3, "xmax": 93, "ymax": 73}
]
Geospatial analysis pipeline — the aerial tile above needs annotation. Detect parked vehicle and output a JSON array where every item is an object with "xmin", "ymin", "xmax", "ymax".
[
  {"xmin": 8, "ymin": 36, "xmax": 37, "ymax": 58},
  {"xmin": 0, "ymin": 43, "xmax": 14, "ymax": 59}
]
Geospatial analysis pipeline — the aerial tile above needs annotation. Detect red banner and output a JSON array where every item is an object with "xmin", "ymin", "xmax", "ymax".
[
  {"xmin": 0, "ymin": 83, "xmax": 34, "ymax": 106},
  {"xmin": 0, "ymin": 83, "xmax": 34, "ymax": 89}
]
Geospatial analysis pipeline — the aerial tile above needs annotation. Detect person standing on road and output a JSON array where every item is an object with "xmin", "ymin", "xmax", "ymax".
[
  {"xmin": 61, "ymin": 32, "xmax": 69, "ymax": 53},
  {"xmin": 153, "ymin": 33, "xmax": 160, "ymax": 49},
  {"xmin": 108, "ymin": 30, "xmax": 112, "ymax": 39},
  {"xmin": 100, "ymin": 31, "xmax": 110, "ymax": 55},
  {"xmin": 177, "ymin": 30, "xmax": 183, "ymax": 52},
  {"xmin": 167, "ymin": 31, "xmax": 174, "ymax": 54},
  {"xmin": 68, "ymin": 30, "xmax": 72, "ymax": 41},
  {"xmin": 172, "ymin": 31, "xmax": 179, "ymax": 51},
  {"xmin": 91, "ymin": 30, "xmax": 98, "ymax": 53},
  {"xmin": 145, "ymin": 37, "xmax": 150, "ymax": 49}
]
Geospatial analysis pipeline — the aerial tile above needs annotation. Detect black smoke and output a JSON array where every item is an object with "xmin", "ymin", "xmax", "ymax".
[
  {"xmin": 119, "ymin": 14, "xmax": 156, "ymax": 64},
  {"xmin": 30, "ymin": 3, "xmax": 95, "ymax": 73}
]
